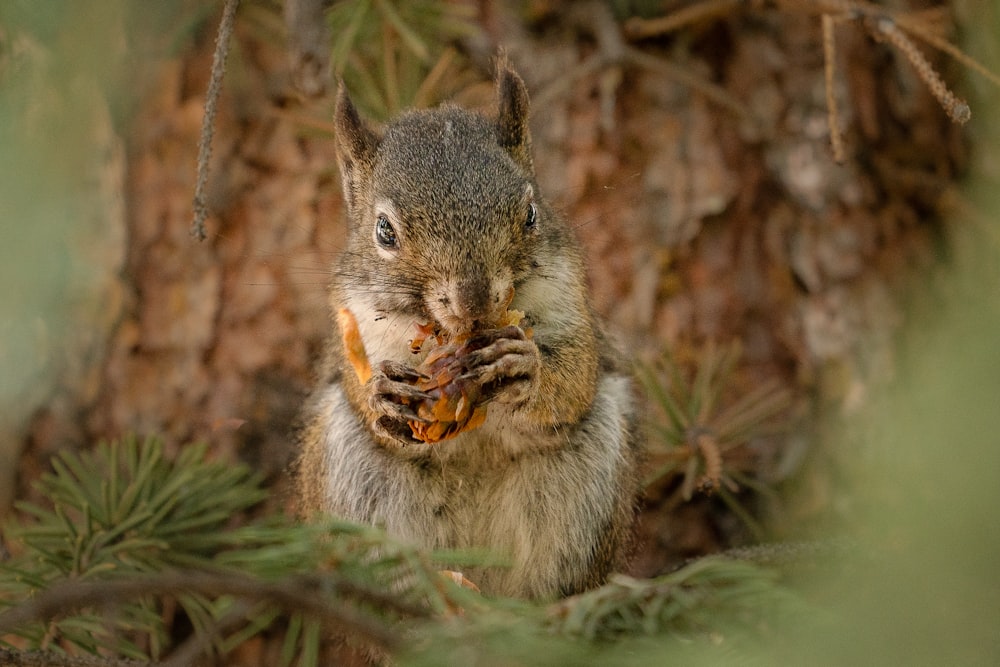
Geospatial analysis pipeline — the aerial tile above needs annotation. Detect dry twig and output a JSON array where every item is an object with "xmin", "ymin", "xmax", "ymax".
[
  {"xmin": 625, "ymin": 47, "xmax": 752, "ymax": 122},
  {"xmin": 191, "ymin": 0, "xmax": 240, "ymax": 242},
  {"xmin": 894, "ymin": 16, "xmax": 1000, "ymax": 89},
  {"xmin": 623, "ymin": 0, "xmax": 742, "ymax": 39},
  {"xmin": 822, "ymin": 13, "xmax": 846, "ymax": 162},
  {"xmin": 869, "ymin": 17, "xmax": 970, "ymax": 124},
  {"xmin": 621, "ymin": 0, "xmax": 994, "ymax": 133}
]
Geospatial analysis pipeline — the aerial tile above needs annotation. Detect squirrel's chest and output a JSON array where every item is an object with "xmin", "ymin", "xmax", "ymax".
[
  {"xmin": 342, "ymin": 293, "xmax": 426, "ymax": 366},
  {"xmin": 398, "ymin": 443, "xmax": 541, "ymax": 547}
]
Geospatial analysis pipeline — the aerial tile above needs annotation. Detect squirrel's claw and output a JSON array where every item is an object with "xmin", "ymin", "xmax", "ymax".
[
  {"xmin": 376, "ymin": 360, "xmax": 430, "ymax": 382},
  {"xmin": 372, "ymin": 361, "xmax": 434, "ymax": 404},
  {"xmin": 368, "ymin": 392, "xmax": 429, "ymax": 425},
  {"xmin": 368, "ymin": 361, "xmax": 433, "ymax": 443},
  {"xmin": 465, "ymin": 325, "xmax": 527, "ymax": 348},
  {"xmin": 458, "ymin": 332, "xmax": 540, "ymax": 405},
  {"xmin": 373, "ymin": 415, "xmax": 423, "ymax": 445},
  {"xmin": 371, "ymin": 375, "xmax": 435, "ymax": 405}
]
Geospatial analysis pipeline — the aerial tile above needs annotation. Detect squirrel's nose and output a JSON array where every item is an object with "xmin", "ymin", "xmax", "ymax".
[
  {"xmin": 428, "ymin": 275, "xmax": 511, "ymax": 336},
  {"xmin": 454, "ymin": 277, "xmax": 491, "ymax": 320},
  {"xmin": 440, "ymin": 277, "xmax": 491, "ymax": 335}
]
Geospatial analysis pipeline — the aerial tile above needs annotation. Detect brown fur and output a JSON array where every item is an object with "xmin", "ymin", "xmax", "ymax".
[{"xmin": 294, "ymin": 60, "xmax": 641, "ymax": 599}]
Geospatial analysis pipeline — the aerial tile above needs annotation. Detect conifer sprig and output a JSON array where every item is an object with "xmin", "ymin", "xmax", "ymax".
[
  {"xmin": 327, "ymin": 0, "xmax": 481, "ymax": 118},
  {"xmin": 547, "ymin": 556, "xmax": 799, "ymax": 641},
  {"xmin": 640, "ymin": 343, "xmax": 793, "ymax": 504},
  {"xmin": 0, "ymin": 438, "xmax": 490, "ymax": 664}
]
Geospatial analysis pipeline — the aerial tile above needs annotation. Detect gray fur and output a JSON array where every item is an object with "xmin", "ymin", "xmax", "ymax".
[{"xmin": 295, "ymin": 62, "xmax": 641, "ymax": 599}]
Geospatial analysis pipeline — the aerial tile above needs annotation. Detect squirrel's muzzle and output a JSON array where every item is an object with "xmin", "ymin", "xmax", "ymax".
[{"xmin": 427, "ymin": 274, "xmax": 514, "ymax": 336}]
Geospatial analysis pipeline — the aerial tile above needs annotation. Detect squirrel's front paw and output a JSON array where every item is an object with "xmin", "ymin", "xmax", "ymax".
[
  {"xmin": 368, "ymin": 360, "xmax": 432, "ymax": 444},
  {"xmin": 459, "ymin": 325, "xmax": 540, "ymax": 407}
]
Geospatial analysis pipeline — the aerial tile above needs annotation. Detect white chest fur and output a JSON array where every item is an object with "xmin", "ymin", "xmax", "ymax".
[{"xmin": 341, "ymin": 293, "xmax": 428, "ymax": 367}]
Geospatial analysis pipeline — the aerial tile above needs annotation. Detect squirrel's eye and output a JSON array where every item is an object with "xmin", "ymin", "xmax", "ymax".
[
  {"xmin": 524, "ymin": 203, "xmax": 538, "ymax": 232},
  {"xmin": 375, "ymin": 215, "xmax": 398, "ymax": 249}
]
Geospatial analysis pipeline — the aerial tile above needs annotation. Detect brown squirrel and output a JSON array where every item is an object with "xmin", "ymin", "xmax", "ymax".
[{"xmin": 295, "ymin": 59, "xmax": 641, "ymax": 599}]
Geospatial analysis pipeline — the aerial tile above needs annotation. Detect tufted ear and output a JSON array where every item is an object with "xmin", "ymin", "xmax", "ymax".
[
  {"xmin": 495, "ymin": 57, "xmax": 534, "ymax": 175},
  {"xmin": 333, "ymin": 82, "xmax": 381, "ymax": 214}
]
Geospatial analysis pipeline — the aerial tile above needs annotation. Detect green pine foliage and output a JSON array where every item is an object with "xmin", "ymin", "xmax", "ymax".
[
  {"xmin": 0, "ymin": 437, "xmax": 493, "ymax": 663},
  {"xmin": 327, "ymin": 0, "xmax": 481, "ymax": 118},
  {"xmin": 639, "ymin": 343, "xmax": 793, "ymax": 536},
  {"xmin": 401, "ymin": 558, "xmax": 805, "ymax": 667},
  {"xmin": 0, "ymin": 436, "xmax": 804, "ymax": 665},
  {"xmin": 546, "ymin": 557, "xmax": 796, "ymax": 641},
  {"xmin": 2, "ymin": 437, "xmax": 267, "ymax": 659}
]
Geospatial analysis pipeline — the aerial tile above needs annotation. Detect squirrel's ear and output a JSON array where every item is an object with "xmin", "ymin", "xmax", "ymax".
[
  {"xmin": 333, "ymin": 82, "xmax": 380, "ymax": 212},
  {"xmin": 495, "ymin": 58, "xmax": 534, "ymax": 175}
]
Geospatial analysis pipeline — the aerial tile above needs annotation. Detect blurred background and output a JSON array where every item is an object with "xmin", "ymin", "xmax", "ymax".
[{"xmin": 1, "ymin": 0, "xmax": 998, "ymax": 662}]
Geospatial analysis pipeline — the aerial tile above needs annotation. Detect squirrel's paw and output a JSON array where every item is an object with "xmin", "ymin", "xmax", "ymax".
[
  {"xmin": 368, "ymin": 360, "xmax": 432, "ymax": 444},
  {"xmin": 459, "ymin": 326, "xmax": 540, "ymax": 406}
]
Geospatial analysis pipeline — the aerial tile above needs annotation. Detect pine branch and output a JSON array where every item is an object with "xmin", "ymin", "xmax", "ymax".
[
  {"xmin": 640, "ymin": 342, "xmax": 792, "ymax": 504},
  {"xmin": 326, "ymin": 0, "xmax": 480, "ymax": 119},
  {"xmin": 0, "ymin": 437, "xmax": 492, "ymax": 661},
  {"xmin": 0, "ymin": 649, "xmax": 155, "ymax": 667},
  {"xmin": 0, "ymin": 572, "xmax": 405, "ymax": 652},
  {"xmin": 0, "ymin": 434, "xmax": 819, "ymax": 665},
  {"xmin": 545, "ymin": 557, "xmax": 800, "ymax": 641}
]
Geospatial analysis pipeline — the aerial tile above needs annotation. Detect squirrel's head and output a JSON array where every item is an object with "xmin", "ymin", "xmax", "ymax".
[{"xmin": 333, "ymin": 59, "xmax": 558, "ymax": 337}]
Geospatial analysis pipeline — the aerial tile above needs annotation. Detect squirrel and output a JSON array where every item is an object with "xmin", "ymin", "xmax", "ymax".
[{"xmin": 294, "ymin": 58, "xmax": 641, "ymax": 600}]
